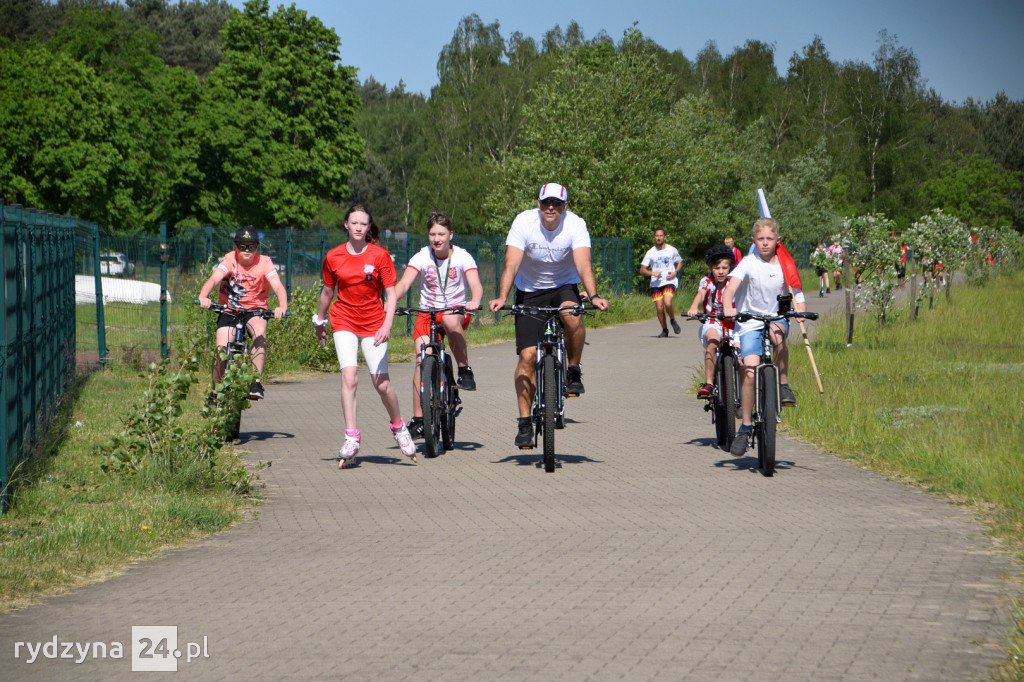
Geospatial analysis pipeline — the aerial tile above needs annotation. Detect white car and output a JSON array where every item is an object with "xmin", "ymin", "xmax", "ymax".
[{"xmin": 99, "ymin": 252, "xmax": 135, "ymax": 277}]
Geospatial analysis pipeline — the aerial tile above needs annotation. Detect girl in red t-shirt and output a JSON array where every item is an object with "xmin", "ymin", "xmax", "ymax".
[{"xmin": 314, "ymin": 204, "xmax": 417, "ymax": 468}]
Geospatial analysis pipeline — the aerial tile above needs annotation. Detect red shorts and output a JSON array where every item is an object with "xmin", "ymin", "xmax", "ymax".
[{"xmin": 414, "ymin": 311, "xmax": 471, "ymax": 340}]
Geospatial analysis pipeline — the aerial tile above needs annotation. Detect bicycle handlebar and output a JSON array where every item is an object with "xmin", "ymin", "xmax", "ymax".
[
  {"xmin": 497, "ymin": 303, "xmax": 595, "ymax": 318},
  {"xmin": 395, "ymin": 305, "xmax": 473, "ymax": 317},
  {"xmin": 195, "ymin": 300, "xmax": 288, "ymax": 320},
  {"xmin": 715, "ymin": 310, "xmax": 818, "ymax": 323}
]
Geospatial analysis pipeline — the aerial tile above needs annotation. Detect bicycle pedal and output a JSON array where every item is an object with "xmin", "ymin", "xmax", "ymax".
[
  {"xmin": 517, "ymin": 444, "xmax": 534, "ymax": 450},
  {"xmin": 565, "ymin": 391, "xmax": 580, "ymax": 398}
]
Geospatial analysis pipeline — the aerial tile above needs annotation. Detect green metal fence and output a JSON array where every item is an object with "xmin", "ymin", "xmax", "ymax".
[
  {"xmin": 1, "ymin": 201, "xmax": 80, "ymax": 510},
  {"xmin": 75, "ymin": 226, "xmax": 634, "ymax": 363}
]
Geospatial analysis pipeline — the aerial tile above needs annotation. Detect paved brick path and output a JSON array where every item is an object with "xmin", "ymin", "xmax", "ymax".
[{"xmin": 1, "ymin": 294, "xmax": 1018, "ymax": 680}]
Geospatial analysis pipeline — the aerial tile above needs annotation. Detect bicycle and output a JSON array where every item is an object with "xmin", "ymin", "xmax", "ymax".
[
  {"xmin": 196, "ymin": 301, "xmax": 283, "ymax": 441},
  {"xmin": 719, "ymin": 296, "xmax": 817, "ymax": 476},
  {"xmin": 692, "ymin": 314, "xmax": 741, "ymax": 449},
  {"xmin": 499, "ymin": 303, "xmax": 594, "ymax": 473},
  {"xmin": 395, "ymin": 305, "xmax": 470, "ymax": 459}
]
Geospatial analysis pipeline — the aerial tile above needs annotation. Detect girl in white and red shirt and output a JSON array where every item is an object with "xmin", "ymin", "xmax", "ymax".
[
  {"xmin": 314, "ymin": 204, "xmax": 417, "ymax": 468},
  {"xmin": 393, "ymin": 210, "xmax": 483, "ymax": 438}
]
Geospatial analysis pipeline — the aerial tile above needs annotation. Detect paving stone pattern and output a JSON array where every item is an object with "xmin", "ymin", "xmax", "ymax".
[{"xmin": 0, "ymin": 299, "xmax": 1018, "ymax": 680}]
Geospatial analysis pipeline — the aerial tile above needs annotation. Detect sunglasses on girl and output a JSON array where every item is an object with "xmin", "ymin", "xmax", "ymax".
[{"xmin": 235, "ymin": 242, "xmax": 259, "ymax": 252}]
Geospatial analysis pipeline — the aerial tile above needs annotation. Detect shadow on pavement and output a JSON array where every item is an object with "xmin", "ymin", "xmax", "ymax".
[
  {"xmin": 491, "ymin": 453, "xmax": 602, "ymax": 468},
  {"xmin": 238, "ymin": 430, "xmax": 295, "ymax": 444}
]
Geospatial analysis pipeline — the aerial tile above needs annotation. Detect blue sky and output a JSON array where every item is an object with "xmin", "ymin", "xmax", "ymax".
[{"xmin": 229, "ymin": 0, "xmax": 1024, "ymax": 104}]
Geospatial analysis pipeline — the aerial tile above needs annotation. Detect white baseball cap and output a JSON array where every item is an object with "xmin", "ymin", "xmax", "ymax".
[{"xmin": 538, "ymin": 183, "xmax": 568, "ymax": 202}]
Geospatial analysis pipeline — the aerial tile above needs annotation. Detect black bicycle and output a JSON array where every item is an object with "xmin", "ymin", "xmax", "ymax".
[
  {"xmin": 197, "ymin": 301, "xmax": 282, "ymax": 441},
  {"xmin": 720, "ymin": 297, "xmax": 817, "ymax": 476},
  {"xmin": 500, "ymin": 303, "xmax": 593, "ymax": 473},
  {"xmin": 693, "ymin": 314, "xmax": 741, "ymax": 449},
  {"xmin": 396, "ymin": 305, "xmax": 468, "ymax": 459}
]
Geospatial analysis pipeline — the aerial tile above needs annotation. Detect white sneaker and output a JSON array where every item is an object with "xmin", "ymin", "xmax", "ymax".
[
  {"xmin": 391, "ymin": 422, "xmax": 417, "ymax": 463},
  {"xmin": 339, "ymin": 433, "xmax": 360, "ymax": 469}
]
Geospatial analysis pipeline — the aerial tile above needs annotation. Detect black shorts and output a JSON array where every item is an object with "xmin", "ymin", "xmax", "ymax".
[
  {"xmin": 514, "ymin": 284, "xmax": 581, "ymax": 354},
  {"xmin": 815, "ymin": 267, "xmax": 826, "ymax": 276},
  {"xmin": 216, "ymin": 311, "xmax": 256, "ymax": 336}
]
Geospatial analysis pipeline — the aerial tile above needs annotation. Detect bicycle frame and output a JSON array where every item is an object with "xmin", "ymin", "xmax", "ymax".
[
  {"xmin": 500, "ymin": 303, "xmax": 591, "ymax": 473},
  {"xmin": 720, "ymin": 302, "xmax": 818, "ymax": 476},
  {"xmin": 534, "ymin": 312, "xmax": 568, "ymax": 429},
  {"xmin": 396, "ymin": 306, "xmax": 467, "ymax": 458},
  {"xmin": 197, "ymin": 301, "xmax": 280, "ymax": 441},
  {"xmin": 753, "ymin": 320, "xmax": 782, "ymax": 428},
  {"xmin": 694, "ymin": 314, "xmax": 740, "ymax": 448}
]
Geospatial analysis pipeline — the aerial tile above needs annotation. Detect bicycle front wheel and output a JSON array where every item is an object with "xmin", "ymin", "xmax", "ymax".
[
  {"xmin": 715, "ymin": 355, "xmax": 738, "ymax": 448},
  {"xmin": 542, "ymin": 352, "xmax": 557, "ymax": 472},
  {"xmin": 223, "ymin": 349, "xmax": 242, "ymax": 442},
  {"xmin": 757, "ymin": 365, "xmax": 778, "ymax": 477},
  {"xmin": 441, "ymin": 356, "xmax": 456, "ymax": 450},
  {"xmin": 420, "ymin": 355, "xmax": 443, "ymax": 458}
]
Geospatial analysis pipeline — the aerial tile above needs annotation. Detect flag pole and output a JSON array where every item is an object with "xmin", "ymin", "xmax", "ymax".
[{"xmin": 757, "ymin": 189, "xmax": 824, "ymax": 394}]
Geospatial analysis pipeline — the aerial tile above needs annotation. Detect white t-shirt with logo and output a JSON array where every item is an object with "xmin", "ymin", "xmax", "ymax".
[
  {"xmin": 405, "ymin": 245, "xmax": 478, "ymax": 307},
  {"xmin": 729, "ymin": 253, "xmax": 802, "ymax": 335},
  {"xmin": 641, "ymin": 244, "xmax": 683, "ymax": 288},
  {"xmin": 506, "ymin": 208, "xmax": 591, "ymax": 292}
]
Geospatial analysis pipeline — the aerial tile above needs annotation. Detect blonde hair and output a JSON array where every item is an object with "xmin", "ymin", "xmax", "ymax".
[{"xmin": 751, "ymin": 218, "xmax": 779, "ymax": 238}]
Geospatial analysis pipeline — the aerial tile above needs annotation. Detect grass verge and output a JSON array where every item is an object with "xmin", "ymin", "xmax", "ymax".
[{"xmin": 0, "ymin": 367, "xmax": 255, "ymax": 613}]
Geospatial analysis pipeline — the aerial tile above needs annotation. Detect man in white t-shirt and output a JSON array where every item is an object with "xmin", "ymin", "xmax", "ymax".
[
  {"xmin": 639, "ymin": 227, "xmax": 683, "ymax": 337},
  {"xmin": 488, "ymin": 182, "xmax": 610, "ymax": 448}
]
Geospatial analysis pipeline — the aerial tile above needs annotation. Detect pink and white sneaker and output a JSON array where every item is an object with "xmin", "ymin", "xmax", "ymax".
[
  {"xmin": 391, "ymin": 421, "xmax": 417, "ymax": 463},
  {"xmin": 339, "ymin": 429, "xmax": 360, "ymax": 469}
]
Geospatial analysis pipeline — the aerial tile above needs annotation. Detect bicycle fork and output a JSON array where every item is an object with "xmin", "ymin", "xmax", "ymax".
[{"xmin": 753, "ymin": 362, "xmax": 782, "ymax": 426}]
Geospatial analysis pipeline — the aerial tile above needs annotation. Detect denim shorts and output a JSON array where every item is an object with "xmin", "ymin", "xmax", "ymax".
[{"xmin": 738, "ymin": 319, "xmax": 789, "ymax": 359}]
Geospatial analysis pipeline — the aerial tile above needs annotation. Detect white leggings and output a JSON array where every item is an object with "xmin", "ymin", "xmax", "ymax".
[{"xmin": 333, "ymin": 330, "xmax": 390, "ymax": 374}]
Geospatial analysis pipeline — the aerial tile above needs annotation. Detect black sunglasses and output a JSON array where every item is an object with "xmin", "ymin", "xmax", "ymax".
[
  {"xmin": 235, "ymin": 242, "xmax": 259, "ymax": 252},
  {"xmin": 539, "ymin": 198, "xmax": 565, "ymax": 209}
]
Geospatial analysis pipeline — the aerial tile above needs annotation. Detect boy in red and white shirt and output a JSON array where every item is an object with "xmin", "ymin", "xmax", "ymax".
[
  {"xmin": 686, "ymin": 244, "xmax": 735, "ymax": 399},
  {"xmin": 198, "ymin": 227, "xmax": 288, "ymax": 400}
]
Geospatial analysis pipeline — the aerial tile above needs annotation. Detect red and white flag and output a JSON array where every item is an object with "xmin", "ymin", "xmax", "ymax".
[{"xmin": 757, "ymin": 188, "xmax": 802, "ymax": 290}]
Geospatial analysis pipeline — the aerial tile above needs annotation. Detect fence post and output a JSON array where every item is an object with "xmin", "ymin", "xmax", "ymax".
[
  {"xmin": 159, "ymin": 222, "xmax": 169, "ymax": 358},
  {"xmin": 285, "ymin": 227, "xmax": 293, "ymax": 295},
  {"xmin": 25, "ymin": 209, "xmax": 38, "ymax": 444},
  {"xmin": 0, "ymin": 200, "xmax": 8, "ymax": 512},
  {"xmin": 845, "ymin": 288, "xmax": 855, "ymax": 346},
  {"xmin": 909, "ymin": 255, "xmax": 918, "ymax": 320},
  {"xmin": 90, "ymin": 222, "xmax": 107, "ymax": 366}
]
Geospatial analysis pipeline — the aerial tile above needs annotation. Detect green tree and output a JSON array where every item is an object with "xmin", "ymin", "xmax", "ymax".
[
  {"xmin": 837, "ymin": 213, "xmax": 901, "ymax": 320},
  {"xmin": 485, "ymin": 29, "xmax": 766, "ymax": 248},
  {"xmin": 125, "ymin": 0, "xmax": 232, "ymax": 77},
  {"xmin": 770, "ymin": 139, "xmax": 839, "ymax": 243},
  {"xmin": 349, "ymin": 78, "xmax": 426, "ymax": 231},
  {"xmin": 0, "ymin": 45, "xmax": 125, "ymax": 223},
  {"xmin": 839, "ymin": 31, "xmax": 928, "ymax": 223},
  {"xmin": 46, "ymin": 5, "xmax": 203, "ymax": 232},
  {"xmin": 923, "ymin": 153, "xmax": 1022, "ymax": 228},
  {"xmin": 194, "ymin": 0, "xmax": 363, "ymax": 229},
  {"xmin": 411, "ymin": 14, "xmax": 551, "ymax": 230},
  {"xmin": 722, "ymin": 40, "xmax": 779, "ymax": 127}
]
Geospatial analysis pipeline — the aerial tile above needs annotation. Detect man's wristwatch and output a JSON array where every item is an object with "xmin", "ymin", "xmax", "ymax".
[
  {"xmin": 311, "ymin": 314, "xmax": 328, "ymax": 327},
  {"xmin": 590, "ymin": 293, "xmax": 603, "ymax": 300}
]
